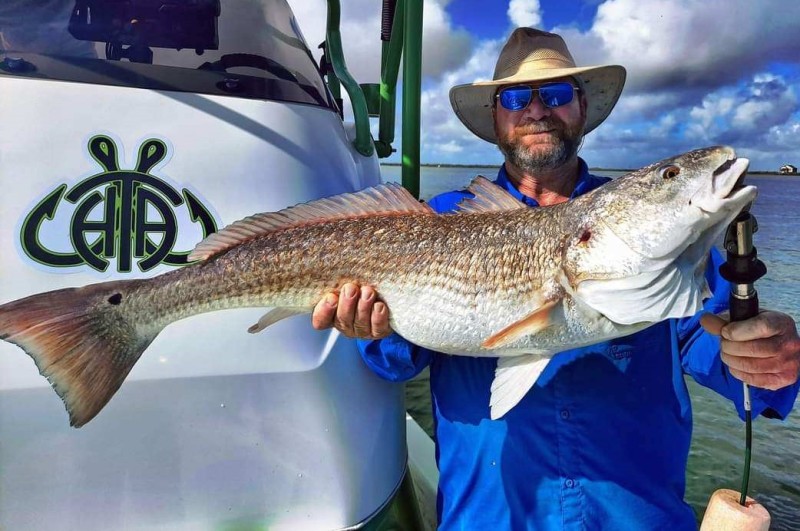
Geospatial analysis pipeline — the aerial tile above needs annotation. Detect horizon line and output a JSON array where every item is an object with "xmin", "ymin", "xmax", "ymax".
[{"xmin": 379, "ymin": 162, "xmax": 792, "ymax": 174}]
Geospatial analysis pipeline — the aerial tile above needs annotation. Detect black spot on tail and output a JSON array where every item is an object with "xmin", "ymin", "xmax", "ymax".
[{"xmin": 108, "ymin": 293, "xmax": 123, "ymax": 305}]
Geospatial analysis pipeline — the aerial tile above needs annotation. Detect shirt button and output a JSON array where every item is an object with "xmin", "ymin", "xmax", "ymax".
[
  {"xmin": 560, "ymin": 409, "xmax": 570, "ymax": 419},
  {"xmin": 565, "ymin": 479, "xmax": 575, "ymax": 488}
]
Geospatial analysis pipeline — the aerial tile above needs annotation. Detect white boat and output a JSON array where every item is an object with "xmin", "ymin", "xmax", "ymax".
[{"xmin": 0, "ymin": 1, "xmax": 437, "ymax": 529}]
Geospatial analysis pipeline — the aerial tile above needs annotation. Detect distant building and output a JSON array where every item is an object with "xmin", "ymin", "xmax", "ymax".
[{"xmin": 780, "ymin": 164, "xmax": 797, "ymax": 174}]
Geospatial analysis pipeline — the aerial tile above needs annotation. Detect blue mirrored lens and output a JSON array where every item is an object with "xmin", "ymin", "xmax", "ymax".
[
  {"xmin": 538, "ymin": 83, "xmax": 575, "ymax": 107},
  {"xmin": 498, "ymin": 86, "xmax": 532, "ymax": 111},
  {"xmin": 498, "ymin": 82, "xmax": 575, "ymax": 111}
]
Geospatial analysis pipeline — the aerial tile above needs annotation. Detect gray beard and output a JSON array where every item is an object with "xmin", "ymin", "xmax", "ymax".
[
  {"xmin": 496, "ymin": 122, "xmax": 584, "ymax": 172},
  {"xmin": 499, "ymin": 138, "xmax": 571, "ymax": 172}
]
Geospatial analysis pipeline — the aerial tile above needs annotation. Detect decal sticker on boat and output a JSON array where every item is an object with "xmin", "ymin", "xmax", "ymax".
[{"xmin": 19, "ymin": 135, "xmax": 218, "ymax": 273}]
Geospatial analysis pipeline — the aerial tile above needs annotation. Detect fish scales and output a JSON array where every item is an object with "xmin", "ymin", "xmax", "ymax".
[
  {"xmin": 127, "ymin": 207, "xmax": 565, "ymax": 333},
  {"xmin": 0, "ymin": 146, "xmax": 757, "ymax": 425}
]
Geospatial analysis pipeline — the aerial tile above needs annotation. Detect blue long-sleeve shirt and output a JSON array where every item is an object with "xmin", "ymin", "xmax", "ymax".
[{"xmin": 358, "ymin": 161, "xmax": 799, "ymax": 530}]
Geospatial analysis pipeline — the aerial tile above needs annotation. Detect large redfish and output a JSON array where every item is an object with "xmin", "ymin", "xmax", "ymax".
[{"xmin": 0, "ymin": 146, "xmax": 754, "ymax": 426}]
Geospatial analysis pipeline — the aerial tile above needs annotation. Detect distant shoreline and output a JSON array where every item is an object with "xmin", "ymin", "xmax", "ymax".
[{"xmin": 379, "ymin": 162, "xmax": 792, "ymax": 176}]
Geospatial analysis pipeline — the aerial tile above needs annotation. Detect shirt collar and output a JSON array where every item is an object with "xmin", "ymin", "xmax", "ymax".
[{"xmin": 494, "ymin": 158, "xmax": 604, "ymax": 207}]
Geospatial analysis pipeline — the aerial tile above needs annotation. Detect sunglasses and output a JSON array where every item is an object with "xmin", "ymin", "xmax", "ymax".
[{"xmin": 495, "ymin": 82, "xmax": 579, "ymax": 112}]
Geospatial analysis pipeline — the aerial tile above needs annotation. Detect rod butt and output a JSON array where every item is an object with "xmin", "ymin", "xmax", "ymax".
[{"xmin": 700, "ymin": 489, "xmax": 770, "ymax": 531}]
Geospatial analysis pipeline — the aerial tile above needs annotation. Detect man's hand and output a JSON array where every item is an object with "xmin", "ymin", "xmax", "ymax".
[
  {"xmin": 700, "ymin": 310, "xmax": 800, "ymax": 390},
  {"xmin": 311, "ymin": 282, "xmax": 392, "ymax": 339}
]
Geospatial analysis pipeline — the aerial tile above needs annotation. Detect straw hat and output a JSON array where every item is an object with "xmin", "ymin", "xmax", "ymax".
[{"xmin": 449, "ymin": 28, "xmax": 626, "ymax": 144}]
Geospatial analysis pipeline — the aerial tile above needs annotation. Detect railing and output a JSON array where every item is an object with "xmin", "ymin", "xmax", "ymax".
[{"xmin": 323, "ymin": 0, "xmax": 422, "ymax": 198}]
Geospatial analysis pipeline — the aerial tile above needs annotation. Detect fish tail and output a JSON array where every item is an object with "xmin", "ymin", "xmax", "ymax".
[{"xmin": 0, "ymin": 280, "xmax": 158, "ymax": 427}]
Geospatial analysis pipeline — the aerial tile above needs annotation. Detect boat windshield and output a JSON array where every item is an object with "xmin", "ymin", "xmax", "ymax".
[{"xmin": 0, "ymin": 0, "xmax": 332, "ymax": 108}]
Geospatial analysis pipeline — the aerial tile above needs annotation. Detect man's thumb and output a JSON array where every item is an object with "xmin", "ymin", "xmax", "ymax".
[{"xmin": 700, "ymin": 313, "xmax": 728, "ymax": 336}]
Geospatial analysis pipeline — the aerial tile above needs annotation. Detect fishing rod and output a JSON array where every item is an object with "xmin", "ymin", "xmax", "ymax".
[
  {"xmin": 699, "ymin": 209, "xmax": 771, "ymax": 530},
  {"xmin": 719, "ymin": 209, "xmax": 767, "ymax": 505}
]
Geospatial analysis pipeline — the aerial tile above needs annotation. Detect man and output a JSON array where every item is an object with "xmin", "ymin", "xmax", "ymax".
[{"xmin": 313, "ymin": 28, "xmax": 800, "ymax": 529}]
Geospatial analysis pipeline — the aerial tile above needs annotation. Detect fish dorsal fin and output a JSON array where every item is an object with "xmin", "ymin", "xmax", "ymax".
[
  {"xmin": 190, "ymin": 183, "xmax": 433, "ymax": 261},
  {"xmin": 456, "ymin": 176, "xmax": 526, "ymax": 213}
]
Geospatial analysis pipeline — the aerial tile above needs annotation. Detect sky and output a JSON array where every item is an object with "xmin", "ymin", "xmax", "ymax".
[{"xmin": 288, "ymin": 0, "xmax": 800, "ymax": 171}]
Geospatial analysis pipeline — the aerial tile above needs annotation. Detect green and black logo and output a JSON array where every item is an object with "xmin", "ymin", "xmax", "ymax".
[{"xmin": 21, "ymin": 135, "xmax": 218, "ymax": 273}]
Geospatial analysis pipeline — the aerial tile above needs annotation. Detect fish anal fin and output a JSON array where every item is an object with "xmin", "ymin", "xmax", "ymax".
[
  {"xmin": 189, "ymin": 184, "xmax": 434, "ymax": 262},
  {"xmin": 490, "ymin": 354, "xmax": 552, "ymax": 419},
  {"xmin": 482, "ymin": 299, "xmax": 560, "ymax": 349},
  {"xmin": 248, "ymin": 307, "xmax": 307, "ymax": 334},
  {"xmin": 455, "ymin": 176, "xmax": 526, "ymax": 213}
]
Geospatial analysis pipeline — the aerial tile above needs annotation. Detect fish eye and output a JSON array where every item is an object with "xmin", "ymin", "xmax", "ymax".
[{"xmin": 660, "ymin": 165, "xmax": 681, "ymax": 179}]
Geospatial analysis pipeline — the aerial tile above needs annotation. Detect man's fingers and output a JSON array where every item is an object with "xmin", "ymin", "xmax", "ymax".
[
  {"xmin": 353, "ymin": 286, "xmax": 376, "ymax": 338},
  {"xmin": 720, "ymin": 311, "xmax": 784, "ymax": 342},
  {"xmin": 704, "ymin": 309, "xmax": 800, "ymax": 389},
  {"xmin": 727, "ymin": 366, "xmax": 793, "ymax": 391},
  {"xmin": 699, "ymin": 311, "xmax": 785, "ymax": 342},
  {"xmin": 371, "ymin": 302, "xmax": 392, "ymax": 339},
  {"xmin": 703, "ymin": 311, "xmax": 790, "ymax": 358},
  {"xmin": 311, "ymin": 283, "xmax": 392, "ymax": 339},
  {"xmin": 335, "ymin": 283, "xmax": 360, "ymax": 336},
  {"xmin": 311, "ymin": 292, "xmax": 339, "ymax": 330},
  {"xmin": 721, "ymin": 351, "xmax": 786, "ymax": 374}
]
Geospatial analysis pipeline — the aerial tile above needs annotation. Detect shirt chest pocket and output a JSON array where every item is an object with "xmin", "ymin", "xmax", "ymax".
[{"xmin": 605, "ymin": 343, "xmax": 635, "ymax": 367}]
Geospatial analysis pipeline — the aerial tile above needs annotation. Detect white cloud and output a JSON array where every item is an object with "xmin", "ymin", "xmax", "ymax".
[
  {"xmin": 691, "ymin": 75, "xmax": 797, "ymax": 141},
  {"xmin": 508, "ymin": 0, "xmax": 542, "ymax": 28},
  {"xmin": 732, "ymin": 79, "xmax": 797, "ymax": 132},
  {"xmin": 549, "ymin": 1, "xmax": 800, "ymax": 168},
  {"xmin": 610, "ymin": 91, "xmax": 687, "ymax": 122},
  {"xmin": 287, "ymin": 0, "xmax": 475, "ymax": 133},
  {"xmin": 434, "ymin": 140, "xmax": 465, "ymax": 154},
  {"xmin": 288, "ymin": 0, "xmax": 472, "ymax": 83},
  {"xmin": 648, "ymin": 113, "xmax": 678, "ymax": 137},
  {"xmin": 766, "ymin": 122, "xmax": 800, "ymax": 151},
  {"xmin": 286, "ymin": 0, "xmax": 800, "ymax": 170},
  {"xmin": 418, "ymin": 38, "xmax": 506, "ymax": 164},
  {"xmin": 689, "ymin": 95, "xmax": 735, "ymax": 131},
  {"xmin": 558, "ymin": 0, "xmax": 800, "ymax": 92},
  {"xmin": 420, "ymin": 1, "xmax": 474, "ymax": 78}
]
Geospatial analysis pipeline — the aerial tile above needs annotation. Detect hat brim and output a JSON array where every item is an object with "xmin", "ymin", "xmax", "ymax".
[{"xmin": 449, "ymin": 64, "xmax": 626, "ymax": 144}]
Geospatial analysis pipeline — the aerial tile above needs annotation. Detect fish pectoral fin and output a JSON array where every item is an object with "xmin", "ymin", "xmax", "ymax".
[
  {"xmin": 481, "ymin": 299, "xmax": 560, "ymax": 349},
  {"xmin": 248, "ymin": 307, "xmax": 308, "ymax": 334},
  {"xmin": 490, "ymin": 354, "xmax": 552, "ymax": 419}
]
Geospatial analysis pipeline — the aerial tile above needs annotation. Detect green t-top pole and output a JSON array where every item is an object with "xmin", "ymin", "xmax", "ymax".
[{"xmin": 401, "ymin": 0, "xmax": 422, "ymax": 199}]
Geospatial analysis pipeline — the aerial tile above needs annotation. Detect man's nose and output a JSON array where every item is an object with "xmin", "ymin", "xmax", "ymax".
[{"xmin": 519, "ymin": 95, "xmax": 551, "ymax": 121}]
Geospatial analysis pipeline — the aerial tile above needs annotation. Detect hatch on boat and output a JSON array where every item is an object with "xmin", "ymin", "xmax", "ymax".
[{"xmin": 0, "ymin": 1, "xmax": 429, "ymax": 529}]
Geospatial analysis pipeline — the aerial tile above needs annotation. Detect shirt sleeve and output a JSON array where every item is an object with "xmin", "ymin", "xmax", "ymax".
[
  {"xmin": 356, "ymin": 334, "xmax": 433, "ymax": 382},
  {"xmin": 679, "ymin": 248, "xmax": 800, "ymax": 420}
]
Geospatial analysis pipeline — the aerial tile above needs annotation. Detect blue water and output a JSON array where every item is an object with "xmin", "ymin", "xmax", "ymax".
[{"xmin": 382, "ymin": 165, "xmax": 800, "ymax": 529}]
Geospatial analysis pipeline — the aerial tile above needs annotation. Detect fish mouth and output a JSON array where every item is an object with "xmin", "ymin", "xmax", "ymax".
[
  {"xmin": 713, "ymin": 156, "xmax": 748, "ymax": 195},
  {"xmin": 697, "ymin": 151, "xmax": 757, "ymax": 214}
]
